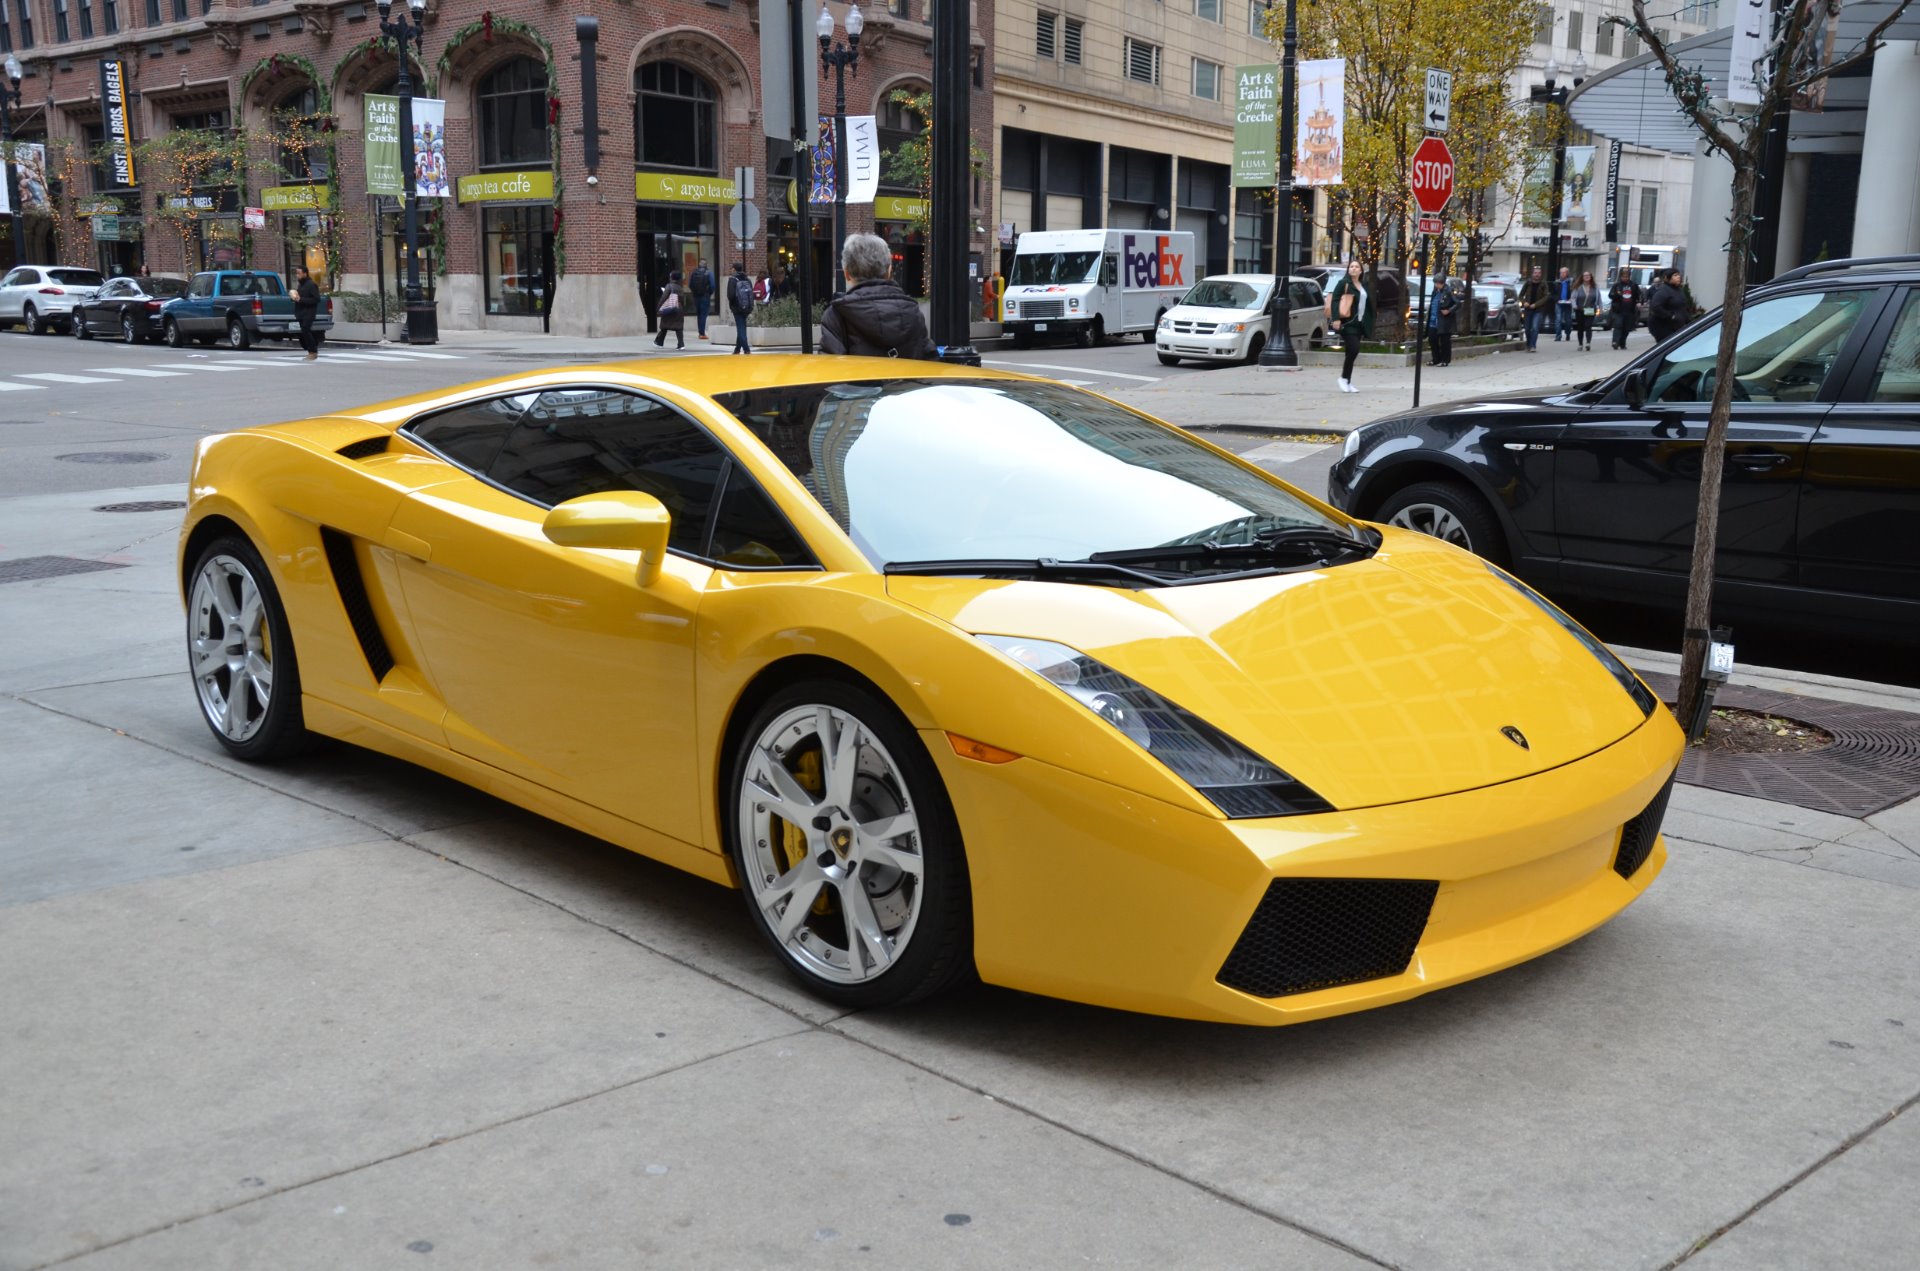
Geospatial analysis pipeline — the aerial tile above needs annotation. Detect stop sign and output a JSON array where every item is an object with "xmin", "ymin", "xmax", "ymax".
[{"xmin": 1410, "ymin": 136, "xmax": 1455, "ymax": 215}]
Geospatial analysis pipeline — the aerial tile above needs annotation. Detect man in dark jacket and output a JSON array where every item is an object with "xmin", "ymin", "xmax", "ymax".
[
  {"xmin": 818, "ymin": 233, "xmax": 937, "ymax": 359},
  {"xmin": 1608, "ymin": 274, "xmax": 1642, "ymax": 349},
  {"xmin": 293, "ymin": 266, "xmax": 322, "ymax": 361},
  {"xmin": 1646, "ymin": 270, "xmax": 1689, "ymax": 343},
  {"xmin": 726, "ymin": 262, "xmax": 755, "ymax": 355},
  {"xmin": 688, "ymin": 259, "xmax": 715, "ymax": 340},
  {"xmin": 1519, "ymin": 266, "xmax": 1549, "ymax": 351}
]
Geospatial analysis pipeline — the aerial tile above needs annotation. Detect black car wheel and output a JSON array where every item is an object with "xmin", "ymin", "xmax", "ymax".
[
  {"xmin": 1158, "ymin": 353, "xmax": 1182, "ymax": 367},
  {"xmin": 186, "ymin": 535, "xmax": 313, "ymax": 762},
  {"xmin": 165, "ymin": 318, "xmax": 188, "ymax": 348},
  {"xmin": 1376, "ymin": 480, "xmax": 1507, "ymax": 565},
  {"xmin": 1145, "ymin": 310, "xmax": 1165, "ymax": 342},
  {"xmin": 1011, "ymin": 330, "xmax": 1033, "ymax": 350},
  {"xmin": 121, "ymin": 313, "xmax": 139, "ymax": 343},
  {"xmin": 226, "ymin": 318, "xmax": 253, "ymax": 350},
  {"xmin": 74, "ymin": 309, "xmax": 93, "ymax": 339},
  {"xmin": 1244, "ymin": 332, "xmax": 1267, "ymax": 365},
  {"xmin": 726, "ymin": 677, "xmax": 972, "ymax": 1009}
]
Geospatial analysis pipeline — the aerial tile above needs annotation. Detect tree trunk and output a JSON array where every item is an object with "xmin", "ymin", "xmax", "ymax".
[{"xmin": 1674, "ymin": 154, "xmax": 1764, "ymax": 728}]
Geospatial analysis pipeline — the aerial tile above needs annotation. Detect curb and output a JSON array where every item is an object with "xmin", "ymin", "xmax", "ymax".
[{"xmin": 1617, "ymin": 644, "xmax": 1920, "ymax": 717}]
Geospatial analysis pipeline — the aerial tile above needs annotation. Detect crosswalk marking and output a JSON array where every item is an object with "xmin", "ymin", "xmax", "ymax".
[
  {"xmin": 376, "ymin": 350, "xmax": 464, "ymax": 359},
  {"xmin": 87, "ymin": 367, "xmax": 190, "ymax": 377},
  {"xmin": 1240, "ymin": 440, "xmax": 1328, "ymax": 465},
  {"xmin": 148, "ymin": 362, "xmax": 266, "ymax": 371},
  {"xmin": 19, "ymin": 372, "xmax": 118, "ymax": 384},
  {"xmin": 0, "ymin": 380, "xmax": 47, "ymax": 392},
  {"xmin": 319, "ymin": 353, "xmax": 421, "ymax": 363}
]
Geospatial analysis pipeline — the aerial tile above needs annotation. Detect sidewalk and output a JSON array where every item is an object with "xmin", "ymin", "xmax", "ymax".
[{"xmin": 2, "ymin": 483, "xmax": 1915, "ymax": 1270}]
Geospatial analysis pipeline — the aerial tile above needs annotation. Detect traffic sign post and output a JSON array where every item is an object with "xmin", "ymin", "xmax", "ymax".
[{"xmin": 1409, "ymin": 136, "xmax": 1455, "ymax": 411}]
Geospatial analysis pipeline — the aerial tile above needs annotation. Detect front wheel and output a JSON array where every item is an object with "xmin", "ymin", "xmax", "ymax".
[
  {"xmin": 1243, "ymin": 332, "xmax": 1267, "ymax": 365},
  {"xmin": 186, "ymin": 535, "xmax": 312, "ymax": 761},
  {"xmin": 1157, "ymin": 353, "xmax": 1182, "ymax": 367},
  {"xmin": 1375, "ymin": 480, "xmax": 1507, "ymax": 565},
  {"xmin": 727, "ymin": 679, "xmax": 971, "ymax": 1008},
  {"xmin": 165, "ymin": 318, "xmax": 188, "ymax": 348},
  {"xmin": 75, "ymin": 310, "xmax": 94, "ymax": 339},
  {"xmin": 226, "ymin": 318, "xmax": 253, "ymax": 350},
  {"xmin": 23, "ymin": 303, "xmax": 46, "ymax": 335},
  {"xmin": 1011, "ymin": 329, "xmax": 1033, "ymax": 350}
]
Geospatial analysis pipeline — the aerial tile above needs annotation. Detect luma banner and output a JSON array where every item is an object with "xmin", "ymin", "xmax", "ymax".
[
  {"xmin": 365, "ymin": 95, "xmax": 403, "ymax": 197},
  {"xmin": 1232, "ymin": 65, "xmax": 1278, "ymax": 188}
]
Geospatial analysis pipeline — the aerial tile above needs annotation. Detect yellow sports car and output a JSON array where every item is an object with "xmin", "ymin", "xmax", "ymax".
[{"xmin": 179, "ymin": 356, "xmax": 1682, "ymax": 1025}]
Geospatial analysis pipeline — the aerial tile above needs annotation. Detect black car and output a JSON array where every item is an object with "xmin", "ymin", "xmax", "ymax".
[
  {"xmin": 72, "ymin": 276, "xmax": 192, "ymax": 343},
  {"xmin": 1328, "ymin": 254, "xmax": 1920, "ymax": 641}
]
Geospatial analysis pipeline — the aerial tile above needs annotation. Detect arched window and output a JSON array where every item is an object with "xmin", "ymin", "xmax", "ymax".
[
  {"xmin": 478, "ymin": 58, "xmax": 550, "ymax": 169},
  {"xmin": 274, "ymin": 86, "xmax": 331, "ymax": 182},
  {"xmin": 636, "ymin": 62, "xmax": 716, "ymax": 173}
]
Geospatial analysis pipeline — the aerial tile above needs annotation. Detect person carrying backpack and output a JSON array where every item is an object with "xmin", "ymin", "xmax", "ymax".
[{"xmin": 727, "ymin": 262, "xmax": 756, "ymax": 355}]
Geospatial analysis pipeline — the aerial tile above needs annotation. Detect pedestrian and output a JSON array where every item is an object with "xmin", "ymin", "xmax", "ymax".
[
  {"xmin": 1608, "ymin": 272, "xmax": 1641, "ymax": 349},
  {"xmin": 818, "ymin": 233, "xmax": 937, "ymax": 359},
  {"xmin": 1324, "ymin": 259, "xmax": 1371, "ymax": 393},
  {"xmin": 1519, "ymin": 266, "xmax": 1548, "ymax": 351},
  {"xmin": 727, "ymin": 261, "xmax": 755, "ymax": 355},
  {"xmin": 688, "ymin": 258, "xmax": 714, "ymax": 341},
  {"xmin": 1646, "ymin": 269, "xmax": 1688, "ymax": 343},
  {"xmin": 652, "ymin": 270, "xmax": 687, "ymax": 349},
  {"xmin": 1428, "ymin": 275, "xmax": 1457, "ymax": 367},
  {"xmin": 1554, "ymin": 266, "xmax": 1574, "ymax": 341},
  {"xmin": 1572, "ymin": 271, "xmax": 1601, "ymax": 350},
  {"xmin": 754, "ymin": 272, "xmax": 772, "ymax": 305},
  {"xmin": 292, "ymin": 265, "xmax": 322, "ymax": 361},
  {"xmin": 137, "ymin": 263, "xmax": 152, "ymax": 279}
]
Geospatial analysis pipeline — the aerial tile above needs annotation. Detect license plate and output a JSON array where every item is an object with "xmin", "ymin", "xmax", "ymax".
[{"xmin": 1034, "ymin": 322, "xmax": 1049, "ymax": 331}]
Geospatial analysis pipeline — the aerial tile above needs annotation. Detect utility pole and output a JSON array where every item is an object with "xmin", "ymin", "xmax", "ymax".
[{"xmin": 1257, "ymin": 0, "xmax": 1300, "ymax": 368}]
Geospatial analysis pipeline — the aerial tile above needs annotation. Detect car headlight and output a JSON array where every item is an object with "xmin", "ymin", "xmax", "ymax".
[
  {"xmin": 1158, "ymin": 315, "xmax": 1172, "ymax": 330},
  {"xmin": 1004, "ymin": 301, "xmax": 1017, "ymax": 316},
  {"xmin": 1483, "ymin": 564, "xmax": 1658, "ymax": 716},
  {"xmin": 979, "ymin": 636, "xmax": 1333, "ymax": 818},
  {"xmin": 1341, "ymin": 424, "xmax": 1371, "ymax": 460},
  {"xmin": 1219, "ymin": 321, "xmax": 1247, "ymax": 334},
  {"xmin": 1068, "ymin": 298, "xmax": 1081, "ymax": 311}
]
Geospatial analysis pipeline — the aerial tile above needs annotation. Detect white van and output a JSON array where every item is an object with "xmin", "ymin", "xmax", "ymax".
[{"xmin": 1001, "ymin": 229, "xmax": 1195, "ymax": 348}]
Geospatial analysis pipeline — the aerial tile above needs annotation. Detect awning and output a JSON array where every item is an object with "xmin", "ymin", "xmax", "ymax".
[{"xmin": 1568, "ymin": 1, "xmax": 1920, "ymax": 155}]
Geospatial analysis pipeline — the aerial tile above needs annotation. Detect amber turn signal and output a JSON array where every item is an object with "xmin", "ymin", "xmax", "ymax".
[{"xmin": 946, "ymin": 732, "xmax": 1021, "ymax": 764}]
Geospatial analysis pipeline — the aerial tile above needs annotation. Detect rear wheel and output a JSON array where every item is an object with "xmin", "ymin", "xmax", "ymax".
[
  {"xmin": 121, "ymin": 313, "xmax": 138, "ymax": 343},
  {"xmin": 186, "ymin": 535, "xmax": 312, "ymax": 761},
  {"xmin": 1375, "ymin": 480, "xmax": 1506, "ymax": 564},
  {"xmin": 165, "ymin": 318, "xmax": 187, "ymax": 348},
  {"xmin": 727, "ymin": 679, "xmax": 971, "ymax": 1008},
  {"xmin": 226, "ymin": 318, "xmax": 252, "ymax": 350},
  {"xmin": 24, "ymin": 303, "xmax": 46, "ymax": 335}
]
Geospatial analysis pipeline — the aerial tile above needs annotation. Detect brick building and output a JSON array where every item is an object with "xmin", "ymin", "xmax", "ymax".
[{"xmin": 1, "ymin": 0, "xmax": 992, "ymax": 335}]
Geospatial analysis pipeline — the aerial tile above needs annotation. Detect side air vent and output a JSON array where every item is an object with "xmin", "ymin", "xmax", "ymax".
[
  {"xmin": 1614, "ymin": 774, "xmax": 1676, "ymax": 879},
  {"xmin": 336, "ymin": 436, "xmax": 391, "ymax": 460},
  {"xmin": 319, "ymin": 527, "xmax": 395, "ymax": 681},
  {"xmin": 1217, "ymin": 878, "xmax": 1438, "ymax": 998}
]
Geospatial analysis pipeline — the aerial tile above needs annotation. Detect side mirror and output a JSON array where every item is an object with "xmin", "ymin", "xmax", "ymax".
[
  {"xmin": 542, "ymin": 491, "xmax": 672, "ymax": 586},
  {"xmin": 1624, "ymin": 366, "xmax": 1648, "ymax": 410}
]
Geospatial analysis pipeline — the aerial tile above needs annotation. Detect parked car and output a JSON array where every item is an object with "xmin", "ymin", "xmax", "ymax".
[
  {"xmin": 1406, "ymin": 278, "xmax": 1490, "ymax": 335},
  {"xmin": 1473, "ymin": 283, "xmax": 1523, "ymax": 334},
  {"xmin": 0, "ymin": 265, "xmax": 106, "ymax": 334},
  {"xmin": 1479, "ymin": 271, "xmax": 1523, "ymax": 288},
  {"xmin": 71, "ymin": 275, "xmax": 192, "ymax": 343},
  {"xmin": 158, "ymin": 270, "xmax": 333, "ymax": 350},
  {"xmin": 1155, "ymin": 274, "xmax": 1325, "ymax": 367},
  {"xmin": 179, "ymin": 356, "xmax": 1681, "ymax": 1023},
  {"xmin": 1327, "ymin": 254, "xmax": 1920, "ymax": 643}
]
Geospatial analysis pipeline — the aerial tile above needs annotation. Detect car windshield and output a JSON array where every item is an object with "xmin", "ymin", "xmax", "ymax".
[
  {"xmin": 1475, "ymin": 286, "xmax": 1505, "ymax": 303},
  {"xmin": 714, "ymin": 379, "xmax": 1349, "ymax": 569},
  {"xmin": 1179, "ymin": 279, "xmax": 1267, "ymax": 310},
  {"xmin": 1009, "ymin": 251, "xmax": 1100, "ymax": 286},
  {"xmin": 144, "ymin": 278, "xmax": 190, "ymax": 298},
  {"xmin": 50, "ymin": 269, "xmax": 106, "ymax": 287}
]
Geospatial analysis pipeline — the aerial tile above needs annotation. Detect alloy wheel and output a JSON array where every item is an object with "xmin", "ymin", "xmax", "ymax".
[
  {"xmin": 188, "ymin": 554, "xmax": 275, "ymax": 744},
  {"xmin": 1387, "ymin": 502, "xmax": 1474, "ymax": 550},
  {"xmin": 122, "ymin": 314, "xmax": 137, "ymax": 343},
  {"xmin": 736, "ymin": 703, "xmax": 925, "ymax": 985}
]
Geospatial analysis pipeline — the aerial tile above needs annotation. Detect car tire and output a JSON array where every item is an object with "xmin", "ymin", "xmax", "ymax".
[
  {"xmin": 121, "ymin": 313, "xmax": 138, "ymax": 344},
  {"xmin": 74, "ymin": 309, "xmax": 93, "ymax": 339},
  {"xmin": 1157, "ymin": 353, "xmax": 1182, "ymax": 367},
  {"xmin": 1310, "ymin": 326, "xmax": 1324, "ymax": 349},
  {"xmin": 1011, "ymin": 330, "xmax": 1033, "ymax": 350},
  {"xmin": 1375, "ymin": 480, "xmax": 1507, "ymax": 565},
  {"xmin": 186, "ymin": 534, "xmax": 313, "ymax": 762},
  {"xmin": 226, "ymin": 318, "xmax": 253, "ymax": 350},
  {"xmin": 24, "ymin": 303, "xmax": 46, "ymax": 335},
  {"xmin": 165, "ymin": 318, "xmax": 187, "ymax": 348},
  {"xmin": 1244, "ymin": 332, "xmax": 1266, "ymax": 364},
  {"xmin": 1092, "ymin": 315, "xmax": 1107, "ymax": 346},
  {"xmin": 726, "ymin": 677, "xmax": 972, "ymax": 1009},
  {"xmin": 1145, "ymin": 310, "xmax": 1165, "ymax": 342}
]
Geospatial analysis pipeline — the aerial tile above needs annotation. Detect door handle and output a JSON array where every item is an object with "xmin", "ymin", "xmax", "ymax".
[{"xmin": 1728, "ymin": 451, "xmax": 1790, "ymax": 471}]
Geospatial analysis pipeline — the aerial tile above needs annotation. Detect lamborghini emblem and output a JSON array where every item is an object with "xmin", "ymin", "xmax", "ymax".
[{"xmin": 1501, "ymin": 726, "xmax": 1530, "ymax": 750}]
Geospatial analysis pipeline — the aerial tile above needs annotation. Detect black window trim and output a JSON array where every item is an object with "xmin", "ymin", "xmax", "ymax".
[{"xmin": 398, "ymin": 385, "xmax": 824, "ymax": 574}]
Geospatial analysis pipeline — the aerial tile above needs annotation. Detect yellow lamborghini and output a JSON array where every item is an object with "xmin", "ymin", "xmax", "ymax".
[{"xmin": 179, "ymin": 356, "xmax": 1682, "ymax": 1025}]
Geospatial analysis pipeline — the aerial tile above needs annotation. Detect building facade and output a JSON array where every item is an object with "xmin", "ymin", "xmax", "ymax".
[{"xmin": 0, "ymin": 0, "xmax": 992, "ymax": 335}]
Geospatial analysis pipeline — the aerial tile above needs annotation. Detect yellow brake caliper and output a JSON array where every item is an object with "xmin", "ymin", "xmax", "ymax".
[{"xmin": 777, "ymin": 747, "xmax": 834, "ymax": 915}]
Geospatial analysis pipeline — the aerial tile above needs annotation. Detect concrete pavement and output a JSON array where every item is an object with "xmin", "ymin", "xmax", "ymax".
[{"xmin": 2, "ymin": 387, "xmax": 1916, "ymax": 1266}]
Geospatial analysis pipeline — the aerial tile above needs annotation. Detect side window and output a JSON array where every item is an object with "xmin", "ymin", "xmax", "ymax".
[
  {"xmin": 189, "ymin": 275, "xmax": 214, "ymax": 298},
  {"xmin": 1648, "ymin": 289, "xmax": 1867, "ymax": 405},
  {"xmin": 0, "ymin": 270, "xmax": 23, "ymax": 288},
  {"xmin": 218, "ymin": 276, "xmax": 245, "ymax": 297},
  {"xmin": 1867, "ymin": 291, "xmax": 1920, "ymax": 404},
  {"xmin": 489, "ymin": 389, "xmax": 725, "ymax": 556},
  {"xmin": 1100, "ymin": 254, "xmax": 1119, "ymax": 287},
  {"xmin": 404, "ymin": 393, "xmax": 535, "ymax": 473},
  {"xmin": 709, "ymin": 466, "xmax": 814, "ymax": 568}
]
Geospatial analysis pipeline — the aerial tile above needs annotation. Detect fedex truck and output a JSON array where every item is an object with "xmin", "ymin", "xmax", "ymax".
[{"xmin": 1001, "ymin": 229, "xmax": 1195, "ymax": 348}]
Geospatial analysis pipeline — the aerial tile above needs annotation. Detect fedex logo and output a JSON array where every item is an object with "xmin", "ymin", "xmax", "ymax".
[{"xmin": 1123, "ymin": 234, "xmax": 1185, "ymax": 289}]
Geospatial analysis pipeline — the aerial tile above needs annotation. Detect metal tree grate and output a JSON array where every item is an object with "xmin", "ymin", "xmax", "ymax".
[
  {"xmin": 55, "ymin": 451, "xmax": 168, "ymax": 464},
  {"xmin": 0, "ymin": 556, "xmax": 132, "ymax": 584}
]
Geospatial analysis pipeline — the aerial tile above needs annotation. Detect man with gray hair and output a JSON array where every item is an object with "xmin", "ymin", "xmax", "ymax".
[{"xmin": 818, "ymin": 233, "xmax": 937, "ymax": 359}]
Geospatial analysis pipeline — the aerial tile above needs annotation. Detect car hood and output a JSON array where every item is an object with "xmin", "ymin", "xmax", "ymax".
[{"xmin": 884, "ymin": 528, "xmax": 1650, "ymax": 810}]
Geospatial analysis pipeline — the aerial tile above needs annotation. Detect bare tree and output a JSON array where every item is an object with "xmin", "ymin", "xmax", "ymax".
[{"xmin": 1610, "ymin": 0, "xmax": 1913, "ymax": 726}]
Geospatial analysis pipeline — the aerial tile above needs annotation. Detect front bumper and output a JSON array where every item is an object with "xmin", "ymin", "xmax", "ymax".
[
  {"xmin": 1005, "ymin": 318, "xmax": 1091, "ymax": 338},
  {"xmin": 931, "ymin": 708, "xmax": 1682, "ymax": 1025},
  {"xmin": 1157, "ymin": 331, "xmax": 1251, "ymax": 360}
]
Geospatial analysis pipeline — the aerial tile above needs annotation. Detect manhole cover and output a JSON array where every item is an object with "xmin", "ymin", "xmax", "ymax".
[
  {"xmin": 0, "ymin": 555, "xmax": 131, "ymax": 584},
  {"xmin": 94, "ymin": 500, "xmax": 188, "ymax": 512},
  {"xmin": 56, "ymin": 451, "xmax": 169, "ymax": 465}
]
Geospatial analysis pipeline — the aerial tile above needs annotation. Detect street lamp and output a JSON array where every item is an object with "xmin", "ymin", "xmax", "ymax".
[
  {"xmin": 1530, "ymin": 52, "xmax": 1588, "ymax": 318},
  {"xmin": 817, "ymin": 2, "xmax": 862, "ymax": 295},
  {"xmin": 2, "ymin": 54, "xmax": 24, "ymax": 267},
  {"xmin": 1257, "ymin": 0, "xmax": 1300, "ymax": 368},
  {"xmin": 377, "ymin": 0, "xmax": 437, "ymax": 344}
]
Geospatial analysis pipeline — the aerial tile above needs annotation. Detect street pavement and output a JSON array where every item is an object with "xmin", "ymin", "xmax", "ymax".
[{"xmin": 2, "ymin": 326, "xmax": 1917, "ymax": 1270}]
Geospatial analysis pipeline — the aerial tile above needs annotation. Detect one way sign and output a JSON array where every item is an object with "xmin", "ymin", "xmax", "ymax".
[{"xmin": 1424, "ymin": 68, "xmax": 1452, "ymax": 133}]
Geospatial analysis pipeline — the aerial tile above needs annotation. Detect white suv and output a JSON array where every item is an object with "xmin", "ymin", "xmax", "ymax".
[{"xmin": 0, "ymin": 265, "xmax": 107, "ymax": 335}]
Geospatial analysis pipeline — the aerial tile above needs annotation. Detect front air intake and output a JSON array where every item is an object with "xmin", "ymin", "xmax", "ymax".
[
  {"xmin": 1613, "ymin": 774, "xmax": 1676, "ymax": 879},
  {"xmin": 1217, "ymin": 878, "xmax": 1438, "ymax": 998}
]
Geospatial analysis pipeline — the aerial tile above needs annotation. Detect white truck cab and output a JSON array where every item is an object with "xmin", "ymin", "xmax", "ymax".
[{"xmin": 1001, "ymin": 229, "xmax": 1195, "ymax": 348}]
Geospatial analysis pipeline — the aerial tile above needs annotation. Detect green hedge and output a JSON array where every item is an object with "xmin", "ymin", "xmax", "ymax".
[{"xmin": 748, "ymin": 295, "xmax": 829, "ymax": 328}]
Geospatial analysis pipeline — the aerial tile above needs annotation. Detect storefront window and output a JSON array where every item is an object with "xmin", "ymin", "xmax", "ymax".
[
  {"xmin": 484, "ymin": 205, "xmax": 550, "ymax": 315},
  {"xmin": 636, "ymin": 62, "xmax": 716, "ymax": 173},
  {"xmin": 478, "ymin": 58, "xmax": 549, "ymax": 169},
  {"xmin": 637, "ymin": 204, "xmax": 717, "ymax": 327}
]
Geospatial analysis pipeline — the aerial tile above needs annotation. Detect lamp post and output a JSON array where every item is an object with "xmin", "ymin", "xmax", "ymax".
[
  {"xmin": 1257, "ymin": 0, "xmax": 1299, "ymax": 368},
  {"xmin": 2, "ymin": 54, "xmax": 24, "ymax": 268},
  {"xmin": 1530, "ymin": 53, "xmax": 1587, "ymax": 312},
  {"xmin": 377, "ymin": 0, "xmax": 437, "ymax": 344},
  {"xmin": 817, "ymin": 2, "xmax": 863, "ymax": 295}
]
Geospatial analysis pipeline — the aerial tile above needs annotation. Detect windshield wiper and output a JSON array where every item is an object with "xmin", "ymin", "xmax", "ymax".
[
  {"xmin": 1089, "ymin": 525, "xmax": 1378, "ymax": 567},
  {"xmin": 884, "ymin": 557, "xmax": 1182, "ymax": 586}
]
